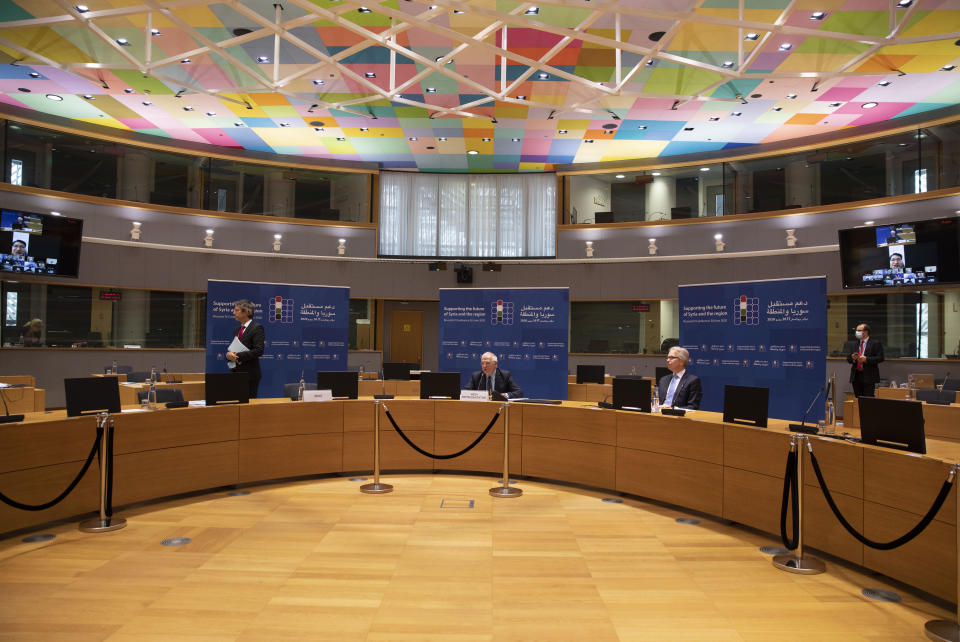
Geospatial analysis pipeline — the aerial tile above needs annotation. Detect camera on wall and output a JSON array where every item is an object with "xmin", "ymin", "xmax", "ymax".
[{"xmin": 454, "ymin": 262, "xmax": 473, "ymax": 284}]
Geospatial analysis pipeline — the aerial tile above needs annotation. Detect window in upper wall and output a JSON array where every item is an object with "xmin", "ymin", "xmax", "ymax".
[
  {"xmin": 379, "ymin": 171, "xmax": 556, "ymax": 257},
  {"xmin": 9, "ymin": 158, "xmax": 22, "ymax": 186},
  {"xmin": 570, "ymin": 300, "xmax": 679, "ymax": 354}
]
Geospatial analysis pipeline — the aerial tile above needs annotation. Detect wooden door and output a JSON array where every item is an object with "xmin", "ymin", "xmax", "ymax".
[{"xmin": 390, "ymin": 309, "xmax": 423, "ymax": 367}]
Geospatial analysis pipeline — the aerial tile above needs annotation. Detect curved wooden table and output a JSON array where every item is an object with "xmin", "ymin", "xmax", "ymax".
[{"xmin": 1, "ymin": 399, "xmax": 957, "ymax": 602}]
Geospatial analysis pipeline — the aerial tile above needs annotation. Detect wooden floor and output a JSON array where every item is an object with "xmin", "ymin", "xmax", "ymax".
[{"xmin": 0, "ymin": 474, "xmax": 952, "ymax": 641}]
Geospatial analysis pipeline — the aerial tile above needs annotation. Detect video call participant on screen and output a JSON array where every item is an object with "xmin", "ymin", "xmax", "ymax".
[
  {"xmin": 657, "ymin": 346, "xmax": 703, "ymax": 410},
  {"xmin": 846, "ymin": 323, "xmax": 884, "ymax": 398},
  {"xmin": 226, "ymin": 299, "xmax": 265, "ymax": 398},
  {"xmin": 469, "ymin": 352, "xmax": 523, "ymax": 399},
  {"xmin": 889, "ymin": 252, "xmax": 903, "ymax": 270},
  {"xmin": 11, "ymin": 239, "xmax": 26, "ymax": 256}
]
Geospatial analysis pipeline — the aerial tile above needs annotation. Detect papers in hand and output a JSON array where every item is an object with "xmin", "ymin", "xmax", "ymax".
[{"xmin": 227, "ymin": 336, "xmax": 245, "ymax": 370}]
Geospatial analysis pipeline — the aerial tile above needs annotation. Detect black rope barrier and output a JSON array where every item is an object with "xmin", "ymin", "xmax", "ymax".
[
  {"xmin": 779, "ymin": 449, "xmax": 800, "ymax": 550},
  {"xmin": 383, "ymin": 406, "xmax": 502, "ymax": 460},
  {"xmin": 104, "ymin": 423, "xmax": 115, "ymax": 518},
  {"xmin": 0, "ymin": 426, "xmax": 103, "ymax": 511},
  {"xmin": 808, "ymin": 448, "xmax": 954, "ymax": 550}
]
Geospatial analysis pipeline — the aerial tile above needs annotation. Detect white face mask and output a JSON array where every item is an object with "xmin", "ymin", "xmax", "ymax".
[{"xmin": 855, "ymin": 330, "xmax": 864, "ymax": 340}]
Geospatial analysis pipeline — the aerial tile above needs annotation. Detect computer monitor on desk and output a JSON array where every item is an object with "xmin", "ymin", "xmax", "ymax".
[
  {"xmin": 205, "ymin": 372, "xmax": 249, "ymax": 405},
  {"xmin": 316, "ymin": 371, "xmax": 359, "ymax": 399},
  {"xmin": 858, "ymin": 396, "xmax": 926, "ymax": 454},
  {"xmin": 576, "ymin": 365, "xmax": 605, "ymax": 384},
  {"xmin": 382, "ymin": 362, "xmax": 414, "ymax": 380},
  {"xmin": 64, "ymin": 376, "xmax": 122, "ymax": 417},
  {"xmin": 419, "ymin": 372, "xmax": 460, "ymax": 399},
  {"xmin": 723, "ymin": 385, "xmax": 769, "ymax": 427},
  {"xmin": 612, "ymin": 377, "xmax": 652, "ymax": 412}
]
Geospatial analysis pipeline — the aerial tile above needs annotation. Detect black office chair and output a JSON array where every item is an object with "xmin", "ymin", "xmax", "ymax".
[
  {"xmin": 126, "ymin": 371, "xmax": 151, "ymax": 383},
  {"xmin": 284, "ymin": 382, "xmax": 318, "ymax": 400},
  {"xmin": 136, "ymin": 388, "xmax": 184, "ymax": 403}
]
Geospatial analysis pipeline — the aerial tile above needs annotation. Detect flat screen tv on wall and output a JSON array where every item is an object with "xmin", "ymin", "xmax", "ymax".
[
  {"xmin": 0, "ymin": 209, "xmax": 83, "ymax": 278},
  {"xmin": 837, "ymin": 217, "xmax": 960, "ymax": 289}
]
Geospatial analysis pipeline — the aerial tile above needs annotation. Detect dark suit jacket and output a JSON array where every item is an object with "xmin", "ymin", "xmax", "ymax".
[
  {"xmin": 657, "ymin": 372, "xmax": 703, "ymax": 410},
  {"xmin": 233, "ymin": 321, "xmax": 265, "ymax": 385},
  {"xmin": 469, "ymin": 368, "xmax": 523, "ymax": 399},
  {"xmin": 845, "ymin": 337, "xmax": 884, "ymax": 385}
]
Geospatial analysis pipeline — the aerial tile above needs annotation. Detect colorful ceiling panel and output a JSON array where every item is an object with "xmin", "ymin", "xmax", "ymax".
[{"xmin": 0, "ymin": 0, "xmax": 958, "ymax": 171}]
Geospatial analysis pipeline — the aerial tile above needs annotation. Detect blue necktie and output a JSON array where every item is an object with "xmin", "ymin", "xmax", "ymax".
[{"xmin": 664, "ymin": 375, "xmax": 680, "ymax": 406}]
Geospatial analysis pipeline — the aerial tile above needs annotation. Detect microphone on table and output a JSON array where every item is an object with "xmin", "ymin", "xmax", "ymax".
[{"xmin": 789, "ymin": 385, "xmax": 825, "ymax": 433}]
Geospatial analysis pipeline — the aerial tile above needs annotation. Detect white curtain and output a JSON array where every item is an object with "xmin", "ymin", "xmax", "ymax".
[{"xmin": 379, "ymin": 172, "xmax": 556, "ymax": 257}]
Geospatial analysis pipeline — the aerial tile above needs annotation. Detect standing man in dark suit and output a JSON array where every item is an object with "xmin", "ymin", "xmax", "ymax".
[
  {"xmin": 846, "ymin": 323, "xmax": 884, "ymax": 397},
  {"xmin": 226, "ymin": 299, "xmax": 264, "ymax": 398},
  {"xmin": 657, "ymin": 346, "xmax": 703, "ymax": 410},
  {"xmin": 469, "ymin": 352, "xmax": 523, "ymax": 399}
]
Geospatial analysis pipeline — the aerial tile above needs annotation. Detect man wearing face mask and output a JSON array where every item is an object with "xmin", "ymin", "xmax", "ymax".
[{"xmin": 846, "ymin": 323, "xmax": 884, "ymax": 398}]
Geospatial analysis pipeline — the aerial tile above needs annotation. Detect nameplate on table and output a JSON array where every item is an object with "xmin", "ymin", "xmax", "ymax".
[
  {"xmin": 303, "ymin": 389, "xmax": 333, "ymax": 402},
  {"xmin": 460, "ymin": 390, "xmax": 488, "ymax": 402}
]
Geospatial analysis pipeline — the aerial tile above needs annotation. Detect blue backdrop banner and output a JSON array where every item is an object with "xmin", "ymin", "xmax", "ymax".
[
  {"xmin": 439, "ymin": 288, "xmax": 569, "ymax": 400},
  {"xmin": 678, "ymin": 276, "xmax": 827, "ymax": 422},
  {"xmin": 206, "ymin": 280, "xmax": 350, "ymax": 398}
]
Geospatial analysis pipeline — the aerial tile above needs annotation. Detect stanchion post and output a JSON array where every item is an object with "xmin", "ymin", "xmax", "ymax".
[
  {"xmin": 773, "ymin": 435, "xmax": 824, "ymax": 574},
  {"xmin": 361, "ymin": 400, "xmax": 393, "ymax": 494},
  {"xmin": 489, "ymin": 402, "xmax": 522, "ymax": 498},
  {"xmin": 923, "ymin": 464, "xmax": 960, "ymax": 641},
  {"xmin": 79, "ymin": 413, "xmax": 126, "ymax": 533}
]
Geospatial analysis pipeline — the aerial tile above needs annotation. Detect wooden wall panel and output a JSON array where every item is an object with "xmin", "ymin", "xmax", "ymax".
[
  {"xmin": 238, "ymin": 433, "xmax": 343, "ymax": 482},
  {"xmin": 616, "ymin": 448, "xmax": 722, "ymax": 515},
  {"xmin": 522, "ymin": 435, "xmax": 615, "ymax": 489},
  {"xmin": 239, "ymin": 401, "xmax": 342, "ymax": 438},
  {"xmin": 0, "ymin": 417, "xmax": 98, "ymax": 473},
  {"xmin": 112, "ymin": 441, "xmax": 238, "ymax": 506},
  {"xmin": 618, "ymin": 414, "xmax": 722, "ymax": 464},
  {"xmin": 724, "ymin": 426, "xmax": 791, "ymax": 477},
  {"xmin": 723, "ymin": 467, "xmax": 783, "ymax": 535},
  {"xmin": 113, "ymin": 405, "xmax": 238, "ymax": 454},
  {"xmin": 522, "ymin": 405, "xmax": 616, "ymax": 446},
  {"xmin": 0, "ymin": 461, "xmax": 100, "ymax": 533},
  {"xmin": 864, "ymin": 449, "xmax": 956, "ymax": 525}
]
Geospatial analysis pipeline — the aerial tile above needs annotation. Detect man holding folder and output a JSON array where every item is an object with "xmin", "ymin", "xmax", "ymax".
[{"xmin": 226, "ymin": 299, "xmax": 265, "ymax": 398}]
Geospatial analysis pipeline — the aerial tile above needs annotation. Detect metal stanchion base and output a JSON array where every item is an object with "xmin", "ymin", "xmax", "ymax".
[
  {"xmin": 489, "ymin": 485, "xmax": 523, "ymax": 498},
  {"xmin": 79, "ymin": 516, "xmax": 126, "ymax": 533},
  {"xmin": 772, "ymin": 554, "xmax": 825, "ymax": 574},
  {"xmin": 925, "ymin": 620, "xmax": 960, "ymax": 641},
  {"xmin": 360, "ymin": 482, "xmax": 393, "ymax": 494}
]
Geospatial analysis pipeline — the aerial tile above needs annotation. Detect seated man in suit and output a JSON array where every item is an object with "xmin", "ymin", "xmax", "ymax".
[
  {"xmin": 469, "ymin": 352, "xmax": 523, "ymax": 399},
  {"xmin": 657, "ymin": 346, "xmax": 703, "ymax": 410}
]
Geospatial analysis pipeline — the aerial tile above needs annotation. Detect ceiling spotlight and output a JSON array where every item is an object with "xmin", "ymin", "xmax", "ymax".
[
  {"xmin": 234, "ymin": 122, "xmax": 244, "ymax": 127},
  {"xmin": 336, "ymin": 137, "xmax": 345, "ymax": 141},
  {"xmin": 75, "ymin": 4, "xmax": 89, "ymax": 12},
  {"xmin": 829, "ymin": 102, "xmax": 841, "ymax": 107},
  {"xmin": 180, "ymin": 58, "xmax": 191, "ymax": 63},
  {"xmin": 116, "ymin": 37, "xmax": 130, "ymax": 46},
  {"xmin": 538, "ymin": 72, "xmax": 549, "ymax": 79},
  {"xmin": 45, "ymin": 94, "xmax": 63, "ymax": 101},
  {"xmin": 28, "ymin": 72, "xmax": 40, "ymax": 78},
  {"xmin": 313, "ymin": 79, "xmax": 325, "ymax": 85},
  {"xmin": 896, "ymin": 0, "xmax": 912, "ymax": 6},
  {"xmin": 358, "ymin": 6, "xmax": 371, "ymax": 12},
  {"xmin": 683, "ymin": 127, "xmax": 694, "ymax": 131},
  {"xmin": 183, "ymin": 106, "xmax": 194, "ymax": 111},
  {"xmin": 584, "ymin": 139, "xmax": 594, "ymax": 143},
  {"xmin": 786, "ymin": 93, "xmax": 797, "ymax": 99},
  {"xmin": 206, "ymin": 111, "xmax": 216, "ymax": 116},
  {"xmin": 516, "ymin": 95, "xmax": 526, "ymax": 100},
  {"xmin": 864, "ymin": 220, "xmax": 875, "ymax": 225},
  {"xmin": 700, "ymin": 167, "xmax": 710, "ymax": 172},
  {"xmin": 861, "ymin": 102, "xmax": 878, "ymax": 109},
  {"xmin": 942, "ymin": 64, "xmax": 956, "ymax": 71},
  {"xmin": 615, "ymin": 174, "xmax": 625, "ymax": 179},
  {"xmin": 878, "ymin": 80, "xmax": 891, "ymax": 86},
  {"xmin": 426, "ymin": 87, "xmax": 437, "ymax": 93},
  {"xmin": 772, "ymin": 106, "xmax": 782, "ymax": 111},
  {"xmin": 671, "ymin": 100, "xmax": 680, "ymax": 110},
  {"xmin": 365, "ymin": 72, "xmax": 376, "ymax": 78},
  {"xmin": 721, "ymin": 60, "xmax": 734, "ymax": 68},
  {"xmin": 709, "ymin": 117, "xmax": 720, "ymax": 121},
  {"xmin": 744, "ymin": 32, "xmax": 760, "ymax": 40},
  {"xmin": 810, "ymin": 11, "xmax": 826, "ymax": 20},
  {"xmin": 637, "ymin": 125, "xmax": 647, "ymax": 130},
  {"xmin": 150, "ymin": 28, "xmax": 162, "ymax": 36},
  {"xmin": 731, "ymin": 111, "xmax": 742, "ymax": 116},
  {"xmin": 409, "ymin": 136, "xmax": 417, "ymax": 141},
  {"xmin": 525, "ymin": 6, "xmax": 539, "ymax": 14},
  {"xmin": 482, "ymin": 137, "xmax": 491, "ymax": 142},
  {"xmin": 82, "ymin": 94, "xmax": 94, "ymax": 100},
  {"xmin": 256, "ymin": 56, "xmax": 270, "ymax": 64},
  {"xmin": 360, "ymin": 127, "xmax": 369, "ymax": 132},
  {"xmin": 467, "ymin": 150, "xmax": 479, "ymax": 155},
  {"xmin": 558, "ymin": 129, "xmax": 568, "ymax": 134},
  {"xmin": 645, "ymin": 59, "xmax": 656, "ymax": 67},
  {"xmin": 453, "ymin": 9, "xmax": 465, "ymax": 14},
  {"xmin": 123, "ymin": 88, "xmax": 134, "ymax": 93},
  {"xmin": 439, "ymin": 137, "xmax": 447, "ymax": 141},
  {"xmin": 651, "ymin": 172, "xmax": 661, "ymax": 176},
  {"xmin": 779, "ymin": 43, "xmax": 792, "ymax": 51},
  {"xmin": 511, "ymin": 137, "xmax": 520, "ymax": 142},
  {"xmin": 280, "ymin": 122, "xmax": 291, "ymax": 127}
]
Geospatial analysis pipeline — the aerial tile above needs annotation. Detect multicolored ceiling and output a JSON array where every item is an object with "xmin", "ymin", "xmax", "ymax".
[{"xmin": 1, "ymin": 0, "xmax": 959, "ymax": 172}]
